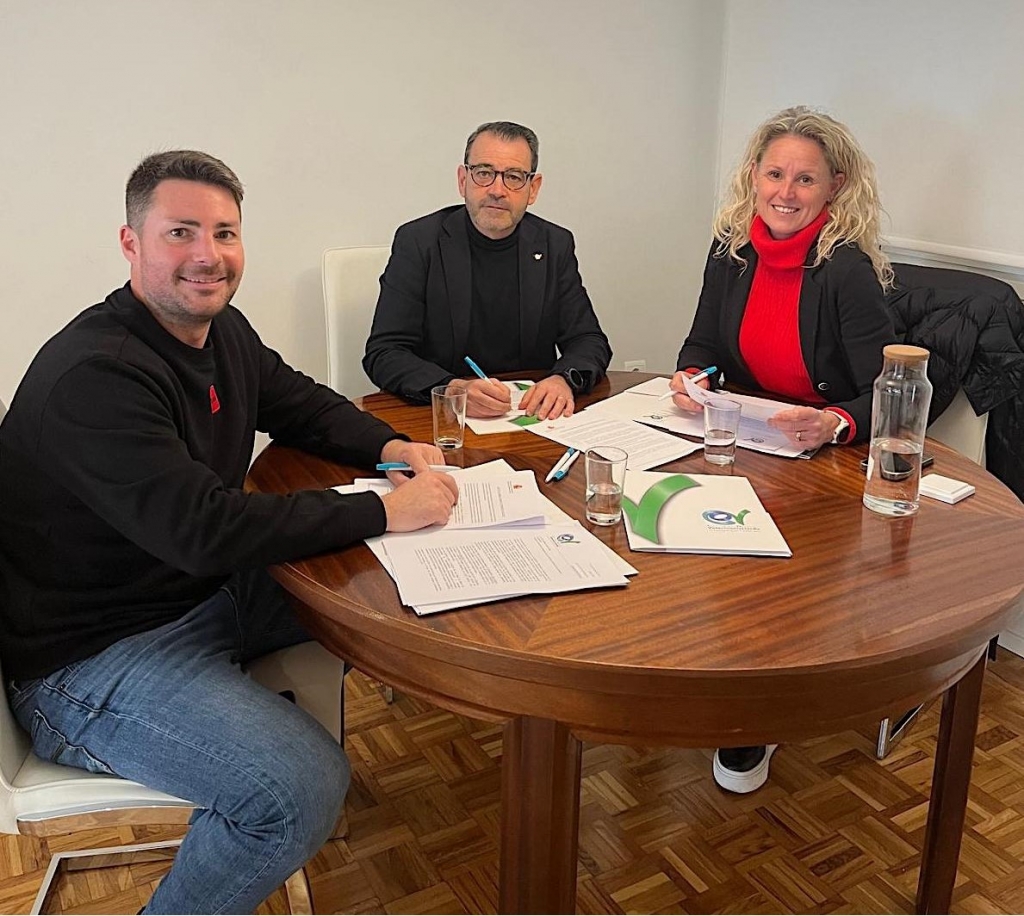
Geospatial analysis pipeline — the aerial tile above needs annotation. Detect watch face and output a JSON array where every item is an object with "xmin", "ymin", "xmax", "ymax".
[{"xmin": 562, "ymin": 368, "xmax": 583, "ymax": 392}]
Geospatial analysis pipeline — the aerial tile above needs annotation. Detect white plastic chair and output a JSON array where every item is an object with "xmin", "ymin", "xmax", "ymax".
[
  {"xmin": 322, "ymin": 245, "xmax": 390, "ymax": 398},
  {"xmin": 0, "ymin": 397, "xmax": 342, "ymax": 913}
]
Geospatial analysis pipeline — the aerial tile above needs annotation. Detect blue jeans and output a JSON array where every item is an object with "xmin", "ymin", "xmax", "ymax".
[{"xmin": 8, "ymin": 569, "xmax": 349, "ymax": 914}]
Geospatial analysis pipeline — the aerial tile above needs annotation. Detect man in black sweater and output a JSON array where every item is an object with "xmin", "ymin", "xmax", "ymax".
[
  {"xmin": 0, "ymin": 151, "xmax": 458, "ymax": 913},
  {"xmin": 363, "ymin": 120, "xmax": 612, "ymax": 421}
]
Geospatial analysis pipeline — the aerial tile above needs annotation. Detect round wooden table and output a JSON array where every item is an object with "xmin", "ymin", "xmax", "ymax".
[{"xmin": 246, "ymin": 372, "xmax": 1024, "ymax": 914}]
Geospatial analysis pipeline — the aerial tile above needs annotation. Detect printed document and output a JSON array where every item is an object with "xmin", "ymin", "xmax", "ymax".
[
  {"xmin": 524, "ymin": 411, "xmax": 700, "ymax": 470},
  {"xmin": 380, "ymin": 523, "xmax": 630, "ymax": 606},
  {"xmin": 353, "ymin": 469, "xmax": 546, "ymax": 529},
  {"xmin": 603, "ymin": 376, "xmax": 814, "ymax": 458},
  {"xmin": 338, "ymin": 461, "xmax": 636, "ymax": 615}
]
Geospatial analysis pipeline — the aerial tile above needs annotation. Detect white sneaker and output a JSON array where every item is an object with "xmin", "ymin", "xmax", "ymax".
[{"xmin": 713, "ymin": 744, "xmax": 778, "ymax": 793}]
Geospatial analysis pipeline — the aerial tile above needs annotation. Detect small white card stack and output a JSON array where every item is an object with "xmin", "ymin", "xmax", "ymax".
[{"xmin": 919, "ymin": 473, "xmax": 976, "ymax": 504}]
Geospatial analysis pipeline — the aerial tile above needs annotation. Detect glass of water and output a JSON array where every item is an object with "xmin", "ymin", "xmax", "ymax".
[
  {"xmin": 585, "ymin": 447, "xmax": 628, "ymax": 525},
  {"xmin": 703, "ymin": 398, "xmax": 741, "ymax": 465}
]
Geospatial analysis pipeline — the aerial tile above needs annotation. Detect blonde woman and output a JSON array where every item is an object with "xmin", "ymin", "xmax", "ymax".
[
  {"xmin": 671, "ymin": 105, "xmax": 894, "ymax": 452},
  {"xmin": 670, "ymin": 107, "xmax": 895, "ymax": 794}
]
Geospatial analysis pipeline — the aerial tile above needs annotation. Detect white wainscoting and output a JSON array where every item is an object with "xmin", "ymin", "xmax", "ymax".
[{"xmin": 886, "ymin": 237, "xmax": 1024, "ymax": 296}]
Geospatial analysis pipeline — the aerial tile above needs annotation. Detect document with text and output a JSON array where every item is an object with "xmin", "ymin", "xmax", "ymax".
[
  {"xmin": 524, "ymin": 411, "xmax": 700, "ymax": 470},
  {"xmin": 336, "ymin": 460, "xmax": 636, "ymax": 615},
  {"xmin": 381, "ymin": 523, "xmax": 630, "ymax": 606}
]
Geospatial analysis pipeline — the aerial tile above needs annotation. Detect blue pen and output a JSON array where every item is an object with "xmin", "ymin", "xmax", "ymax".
[
  {"xmin": 376, "ymin": 463, "xmax": 453, "ymax": 472},
  {"xmin": 552, "ymin": 448, "xmax": 581, "ymax": 482},
  {"xmin": 464, "ymin": 356, "xmax": 488, "ymax": 381},
  {"xmin": 544, "ymin": 447, "xmax": 578, "ymax": 483},
  {"xmin": 659, "ymin": 365, "xmax": 718, "ymax": 399}
]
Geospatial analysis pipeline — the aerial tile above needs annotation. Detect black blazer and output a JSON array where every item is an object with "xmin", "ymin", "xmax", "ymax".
[
  {"xmin": 677, "ymin": 239, "xmax": 894, "ymax": 442},
  {"xmin": 363, "ymin": 206, "xmax": 611, "ymax": 403}
]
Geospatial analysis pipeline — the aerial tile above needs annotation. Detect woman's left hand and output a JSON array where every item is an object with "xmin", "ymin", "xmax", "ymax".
[{"xmin": 767, "ymin": 407, "xmax": 840, "ymax": 449}]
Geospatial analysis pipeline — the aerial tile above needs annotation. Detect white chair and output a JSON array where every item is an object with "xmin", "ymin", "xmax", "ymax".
[
  {"xmin": 0, "ymin": 397, "xmax": 343, "ymax": 913},
  {"xmin": 927, "ymin": 387, "xmax": 988, "ymax": 466},
  {"xmin": 322, "ymin": 245, "xmax": 391, "ymax": 398},
  {"xmin": 320, "ymin": 245, "xmax": 398, "ymax": 710}
]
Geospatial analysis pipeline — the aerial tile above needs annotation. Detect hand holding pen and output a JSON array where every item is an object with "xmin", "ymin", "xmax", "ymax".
[
  {"xmin": 663, "ymin": 365, "xmax": 717, "ymax": 411},
  {"xmin": 463, "ymin": 356, "xmax": 512, "ymax": 418}
]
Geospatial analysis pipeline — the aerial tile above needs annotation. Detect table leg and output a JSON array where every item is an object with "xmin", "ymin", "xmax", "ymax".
[
  {"xmin": 499, "ymin": 716, "xmax": 582, "ymax": 914},
  {"xmin": 916, "ymin": 650, "xmax": 987, "ymax": 914}
]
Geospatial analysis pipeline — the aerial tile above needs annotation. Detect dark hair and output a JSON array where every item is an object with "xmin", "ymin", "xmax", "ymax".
[
  {"xmin": 463, "ymin": 121, "xmax": 539, "ymax": 173},
  {"xmin": 125, "ymin": 150, "xmax": 244, "ymax": 229}
]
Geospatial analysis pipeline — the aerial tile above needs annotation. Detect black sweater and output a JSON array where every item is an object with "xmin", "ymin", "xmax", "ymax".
[{"xmin": 0, "ymin": 285, "xmax": 398, "ymax": 680}]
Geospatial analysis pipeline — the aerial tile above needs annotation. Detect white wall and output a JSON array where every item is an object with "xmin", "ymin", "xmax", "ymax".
[
  {"xmin": 718, "ymin": 0, "xmax": 1024, "ymax": 265},
  {"xmin": 0, "ymin": 0, "xmax": 725, "ymax": 404}
]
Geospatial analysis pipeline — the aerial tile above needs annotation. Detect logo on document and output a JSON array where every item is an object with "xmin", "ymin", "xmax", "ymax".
[
  {"xmin": 702, "ymin": 509, "xmax": 750, "ymax": 526},
  {"xmin": 554, "ymin": 533, "xmax": 579, "ymax": 544}
]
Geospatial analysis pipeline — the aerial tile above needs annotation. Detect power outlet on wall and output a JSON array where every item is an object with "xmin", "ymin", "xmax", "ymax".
[{"xmin": 624, "ymin": 360, "xmax": 647, "ymax": 372}]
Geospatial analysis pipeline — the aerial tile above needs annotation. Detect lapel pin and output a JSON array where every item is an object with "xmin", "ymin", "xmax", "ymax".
[{"xmin": 533, "ymin": 252, "xmax": 543, "ymax": 260}]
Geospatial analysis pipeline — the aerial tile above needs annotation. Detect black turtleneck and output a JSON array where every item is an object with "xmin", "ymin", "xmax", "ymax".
[{"xmin": 465, "ymin": 212, "xmax": 522, "ymax": 373}]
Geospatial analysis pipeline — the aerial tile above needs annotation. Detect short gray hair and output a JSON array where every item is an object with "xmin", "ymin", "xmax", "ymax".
[{"xmin": 463, "ymin": 121, "xmax": 539, "ymax": 173}]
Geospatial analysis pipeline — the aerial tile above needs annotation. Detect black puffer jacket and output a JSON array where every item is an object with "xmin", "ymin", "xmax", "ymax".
[{"xmin": 886, "ymin": 263, "xmax": 1024, "ymax": 502}]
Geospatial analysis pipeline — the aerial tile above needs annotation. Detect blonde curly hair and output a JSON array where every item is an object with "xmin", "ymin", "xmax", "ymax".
[{"xmin": 713, "ymin": 106, "xmax": 893, "ymax": 291}]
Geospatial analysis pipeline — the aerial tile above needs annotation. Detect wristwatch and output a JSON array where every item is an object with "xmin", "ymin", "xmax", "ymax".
[
  {"xmin": 829, "ymin": 414, "xmax": 851, "ymax": 445},
  {"xmin": 559, "ymin": 367, "xmax": 585, "ymax": 393}
]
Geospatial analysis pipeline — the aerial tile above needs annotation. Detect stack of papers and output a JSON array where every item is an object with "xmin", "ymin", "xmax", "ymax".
[
  {"xmin": 592, "ymin": 377, "xmax": 816, "ymax": 459},
  {"xmin": 339, "ymin": 461, "xmax": 636, "ymax": 615},
  {"xmin": 621, "ymin": 470, "xmax": 792, "ymax": 557}
]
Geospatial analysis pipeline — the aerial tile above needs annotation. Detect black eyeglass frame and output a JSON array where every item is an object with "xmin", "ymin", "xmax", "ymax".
[{"xmin": 463, "ymin": 163, "xmax": 536, "ymax": 191}]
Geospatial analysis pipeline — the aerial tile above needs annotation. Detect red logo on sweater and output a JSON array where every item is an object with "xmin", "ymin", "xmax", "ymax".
[{"xmin": 209, "ymin": 385, "xmax": 221, "ymax": 414}]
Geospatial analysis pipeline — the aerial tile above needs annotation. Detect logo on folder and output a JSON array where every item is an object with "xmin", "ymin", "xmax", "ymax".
[{"xmin": 702, "ymin": 509, "xmax": 750, "ymax": 526}]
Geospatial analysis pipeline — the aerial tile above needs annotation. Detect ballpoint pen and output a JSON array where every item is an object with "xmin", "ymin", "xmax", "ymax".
[
  {"xmin": 544, "ymin": 447, "xmax": 578, "ymax": 483},
  {"xmin": 551, "ymin": 447, "xmax": 581, "ymax": 482},
  {"xmin": 658, "ymin": 365, "xmax": 718, "ymax": 399},
  {"xmin": 464, "ymin": 356, "xmax": 489, "ymax": 381},
  {"xmin": 376, "ymin": 463, "xmax": 454, "ymax": 472}
]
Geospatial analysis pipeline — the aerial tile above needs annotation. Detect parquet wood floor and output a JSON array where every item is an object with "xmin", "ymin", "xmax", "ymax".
[{"xmin": 7, "ymin": 650, "xmax": 1024, "ymax": 914}]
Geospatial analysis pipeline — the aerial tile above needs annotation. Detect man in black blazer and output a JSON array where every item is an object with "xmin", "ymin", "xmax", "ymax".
[{"xmin": 363, "ymin": 121, "xmax": 612, "ymax": 419}]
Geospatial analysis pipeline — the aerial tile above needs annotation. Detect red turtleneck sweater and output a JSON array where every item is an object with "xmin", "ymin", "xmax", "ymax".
[{"xmin": 738, "ymin": 209, "xmax": 829, "ymax": 405}]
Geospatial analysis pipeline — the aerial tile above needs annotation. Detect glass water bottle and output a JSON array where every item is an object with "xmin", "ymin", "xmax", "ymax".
[{"xmin": 863, "ymin": 344, "xmax": 933, "ymax": 517}]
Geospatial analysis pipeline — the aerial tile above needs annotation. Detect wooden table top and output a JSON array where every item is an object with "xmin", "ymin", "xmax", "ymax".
[{"xmin": 247, "ymin": 372, "xmax": 1024, "ymax": 748}]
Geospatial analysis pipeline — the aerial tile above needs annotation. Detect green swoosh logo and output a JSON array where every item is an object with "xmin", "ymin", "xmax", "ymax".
[{"xmin": 621, "ymin": 474, "xmax": 702, "ymax": 543}]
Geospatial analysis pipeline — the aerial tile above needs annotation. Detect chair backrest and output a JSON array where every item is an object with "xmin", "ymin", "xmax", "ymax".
[
  {"xmin": 0, "ymin": 397, "xmax": 31, "ymax": 828},
  {"xmin": 322, "ymin": 246, "xmax": 391, "ymax": 399},
  {"xmin": 927, "ymin": 388, "xmax": 987, "ymax": 465}
]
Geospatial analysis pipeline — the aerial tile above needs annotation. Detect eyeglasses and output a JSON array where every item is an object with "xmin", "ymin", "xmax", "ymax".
[{"xmin": 464, "ymin": 164, "xmax": 535, "ymax": 191}]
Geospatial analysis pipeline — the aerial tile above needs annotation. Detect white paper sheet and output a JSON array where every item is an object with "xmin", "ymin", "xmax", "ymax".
[
  {"xmin": 381, "ymin": 523, "xmax": 630, "ymax": 606},
  {"xmin": 464, "ymin": 381, "xmax": 536, "ymax": 434},
  {"xmin": 352, "ymin": 469, "xmax": 546, "ymax": 529},
  {"xmin": 523, "ymin": 412, "xmax": 700, "ymax": 470}
]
